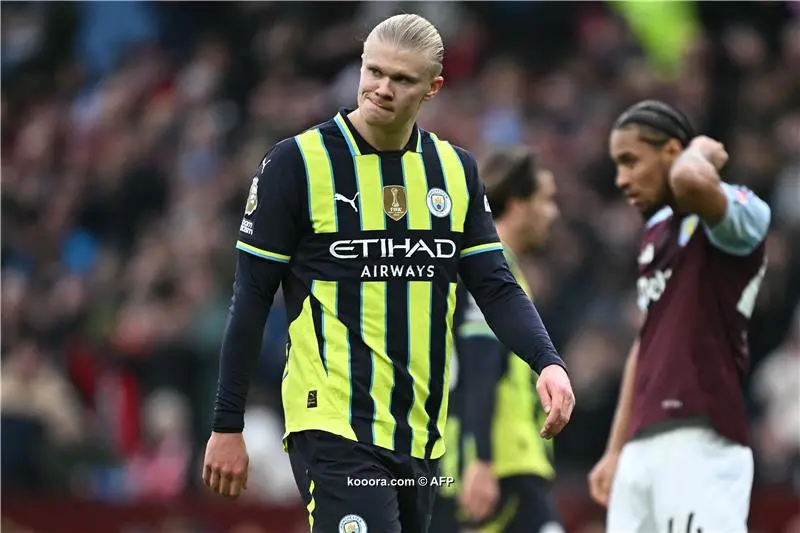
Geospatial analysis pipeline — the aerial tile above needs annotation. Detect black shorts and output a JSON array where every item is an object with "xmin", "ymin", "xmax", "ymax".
[
  {"xmin": 432, "ymin": 475, "xmax": 562, "ymax": 533},
  {"xmin": 288, "ymin": 430, "xmax": 440, "ymax": 533},
  {"xmin": 429, "ymin": 491, "xmax": 461, "ymax": 533}
]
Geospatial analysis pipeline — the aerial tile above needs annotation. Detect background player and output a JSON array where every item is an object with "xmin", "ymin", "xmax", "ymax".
[
  {"xmin": 588, "ymin": 100, "xmax": 771, "ymax": 533},
  {"xmin": 203, "ymin": 13, "xmax": 575, "ymax": 533},
  {"xmin": 430, "ymin": 147, "xmax": 564, "ymax": 533}
]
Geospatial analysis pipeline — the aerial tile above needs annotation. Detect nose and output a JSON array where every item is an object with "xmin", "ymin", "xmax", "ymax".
[
  {"xmin": 373, "ymin": 78, "xmax": 393, "ymax": 100},
  {"xmin": 615, "ymin": 172, "xmax": 630, "ymax": 191}
]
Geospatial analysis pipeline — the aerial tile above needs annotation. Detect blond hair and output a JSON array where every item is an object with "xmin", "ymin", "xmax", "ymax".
[{"xmin": 366, "ymin": 14, "xmax": 444, "ymax": 76}]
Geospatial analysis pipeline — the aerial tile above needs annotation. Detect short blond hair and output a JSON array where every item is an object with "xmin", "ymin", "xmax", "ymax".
[{"xmin": 366, "ymin": 14, "xmax": 444, "ymax": 76}]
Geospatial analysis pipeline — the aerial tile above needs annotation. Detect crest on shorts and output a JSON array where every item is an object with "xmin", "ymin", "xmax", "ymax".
[
  {"xmin": 245, "ymin": 176, "xmax": 259, "ymax": 216},
  {"xmin": 426, "ymin": 187, "xmax": 452, "ymax": 218},
  {"xmin": 339, "ymin": 514, "xmax": 367, "ymax": 533},
  {"xmin": 383, "ymin": 186, "xmax": 407, "ymax": 221}
]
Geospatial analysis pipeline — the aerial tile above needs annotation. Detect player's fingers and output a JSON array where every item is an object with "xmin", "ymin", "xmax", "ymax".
[
  {"xmin": 208, "ymin": 468, "xmax": 221, "ymax": 493},
  {"xmin": 218, "ymin": 471, "xmax": 233, "ymax": 497},
  {"xmin": 202, "ymin": 464, "xmax": 213, "ymax": 487},
  {"xmin": 536, "ymin": 380, "xmax": 553, "ymax": 414},
  {"xmin": 540, "ymin": 400, "xmax": 564, "ymax": 439},
  {"xmin": 227, "ymin": 476, "xmax": 243, "ymax": 499}
]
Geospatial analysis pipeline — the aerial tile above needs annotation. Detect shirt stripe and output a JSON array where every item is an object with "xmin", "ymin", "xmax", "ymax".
[
  {"xmin": 235, "ymin": 241, "xmax": 291, "ymax": 263},
  {"xmin": 461, "ymin": 242, "xmax": 504, "ymax": 258}
]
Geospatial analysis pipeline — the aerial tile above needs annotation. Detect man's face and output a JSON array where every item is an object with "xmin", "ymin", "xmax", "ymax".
[
  {"xmin": 358, "ymin": 39, "xmax": 443, "ymax": 129},
  {"xmin": 609, "ymin": 127, "xmax": 676, "ymax": 217},
  {"xmin": 524, "ymin": 170, "xmax": 559, "ymax": 248}
]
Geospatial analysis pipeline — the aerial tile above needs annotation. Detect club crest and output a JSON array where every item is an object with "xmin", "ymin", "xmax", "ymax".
[
  {"xmin": 339, "ymin": 514, "xmax": 367, "ymax": 533},
  {"xmin": 426, "ymin": 188, "xmax": 452, "ymax": 218}
]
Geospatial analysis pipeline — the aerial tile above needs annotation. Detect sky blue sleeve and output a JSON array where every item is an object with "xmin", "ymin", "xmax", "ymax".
[{"xmin": 703, "ymin": 183, "xmax": 771, "ymax": 256}]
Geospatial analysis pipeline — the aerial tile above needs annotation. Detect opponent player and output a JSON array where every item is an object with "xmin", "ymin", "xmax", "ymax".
[
  {"xmin": 588, "ymin": 100, "xmax": 770, "ymax": 533},
  {"xmin": 430, "ymin": 147, "xmax": 565, "ymax": 533},
  {"xmin": 203, "ymin": 14, "xmax": 575, "ymax": 533}
]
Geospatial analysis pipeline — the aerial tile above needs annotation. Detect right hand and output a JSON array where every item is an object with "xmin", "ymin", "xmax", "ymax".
[
  {"xmin": 202, "ymin": 432, "xmax": 249, "ymax": 499},
  {"xmin": 689, "ymin": 135, "xmax": 729, "ymax": 171},
  {"xmin": 587, "ymin": 451, "xmax": 620, "ymax": 507},
  {"xmin": 459, "ymin": 460, "xmax": 500, "ymax": 522}
]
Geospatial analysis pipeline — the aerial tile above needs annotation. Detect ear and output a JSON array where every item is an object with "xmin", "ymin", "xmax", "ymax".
[{"xmin": 423, "ymin": 76, "xmax": 444, "ymax": 101}]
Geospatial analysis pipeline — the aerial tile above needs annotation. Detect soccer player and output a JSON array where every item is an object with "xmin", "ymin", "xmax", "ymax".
[
  {"xmin": 202, "ymin": 14, "xmax": 575, "ymax": 533},
  {"xmin": 430, "ymin": 147, "xmax": 565, "ymax": 533},
  {"xmin": 588, "ymin": 100, "xmax": 771, "ymax": 533}
]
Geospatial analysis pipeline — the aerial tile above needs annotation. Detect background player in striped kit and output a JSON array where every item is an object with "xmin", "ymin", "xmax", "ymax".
[
  {"xmin": 202, "ymin": 13, "xmax": 575, "ymax": 533},
  {"xmin": 588, "ymin": 100, "xmax": 771, "ymax": 533},
  {"xmin": 430, "ymin": 147, "xmax": 565, "ymax": 533}
]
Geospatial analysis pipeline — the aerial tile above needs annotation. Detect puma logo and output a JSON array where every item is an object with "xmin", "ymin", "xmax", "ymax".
[{"xmin": 335, "ymin": 192, "xmax": 359, "ymax": 212}]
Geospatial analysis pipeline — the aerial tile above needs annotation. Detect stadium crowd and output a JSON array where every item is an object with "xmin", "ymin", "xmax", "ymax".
[{"xmin": 2, "ymin": 0, "xmax": 798, "ymax": 521}]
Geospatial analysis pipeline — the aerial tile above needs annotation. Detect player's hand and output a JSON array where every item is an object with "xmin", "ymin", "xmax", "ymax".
[
  {"xmin": 203, "ymin": 432, "xmax": 249, "ymax": 499},
  {"xmin": 536, "ymin": 364, "xmax": 575, "ymax": 439},
  {"xmin": 459, "ymin": 460, "xmax": 500, "ymax": 522},
  {"xmin": 587, "ymin": 451, "xmax": 620, "ymax": 507},
  {"xmin": 688, "ymin": 135, "xmax": 728, "ymax": 171}
]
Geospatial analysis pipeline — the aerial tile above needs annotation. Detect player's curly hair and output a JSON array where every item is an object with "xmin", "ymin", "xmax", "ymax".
[{"xmin": 366, "ymin": 14, "xmax": 444, "ymax": 77}]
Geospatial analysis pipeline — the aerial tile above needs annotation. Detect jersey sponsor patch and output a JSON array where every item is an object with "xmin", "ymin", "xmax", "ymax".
[
  {"xmin": 339, "ymin": 514, "xmax": 367, "ymax": 533},
  {"xmin": 427, "ymin": 187, "xmax": 452, "ymax": 218},
  {"xmin": 239, "ymin": 218, "xmax": 254, "ymax": 235},
  {"xmin": 245, "ymin": 176, "xmax": 259, "ymax": 216}
]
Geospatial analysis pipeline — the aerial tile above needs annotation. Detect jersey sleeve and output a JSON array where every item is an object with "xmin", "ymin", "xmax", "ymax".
[
  {"xmin": 703, "ymin": 183, "xmax": 771, "ymax": 256},
  {"xmin": 455, "ymin": 147, "xmax": 504, "ymax": 259},
  {"xmin": 236, "ymin": 138, "xmax": 307, "ymax": 264}
]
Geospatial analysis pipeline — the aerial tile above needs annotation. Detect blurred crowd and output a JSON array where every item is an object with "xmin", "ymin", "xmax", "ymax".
[{"xmin": 2, "ymin": 1, "xmax": 799, "ymax": 512}]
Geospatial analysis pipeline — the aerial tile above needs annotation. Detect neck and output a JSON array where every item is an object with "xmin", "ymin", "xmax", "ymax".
[
  {"xmin": 495, "ymin": 219, "xmax": 522, "ymax": 258},
  {"xmin": 349, "ymin": 108, "xmax": 415, "ymax": 151}
]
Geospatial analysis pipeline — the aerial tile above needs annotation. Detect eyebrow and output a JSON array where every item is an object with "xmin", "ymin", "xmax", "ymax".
[{"xmin": 365, "ymin": 62, "xmax": 420, "ymax": 83}]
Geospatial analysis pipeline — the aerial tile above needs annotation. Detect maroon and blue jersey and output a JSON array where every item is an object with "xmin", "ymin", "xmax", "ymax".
[{"xmin": 632, "ymin": 183, "xmax": 771, "ymax": 445}]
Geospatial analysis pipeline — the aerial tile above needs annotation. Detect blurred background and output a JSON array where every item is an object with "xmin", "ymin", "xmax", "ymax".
[{"xmin": 1, "ymin": 1, "xmax": 799, "ymax": 532}]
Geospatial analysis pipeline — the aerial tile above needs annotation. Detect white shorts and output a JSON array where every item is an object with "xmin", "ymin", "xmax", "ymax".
[{"xmin": 607, "ymin": 425, "xmax": 754, "ymax": 533}]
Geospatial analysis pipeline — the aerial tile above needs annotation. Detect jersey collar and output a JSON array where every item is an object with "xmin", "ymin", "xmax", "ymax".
[
  {"xmin": 645, "ymin": 206, "xmax": 673, "ymax": 229},
  {"xmin": 333, "ymin": 108, "xmax": 423, "ymax": 156}
]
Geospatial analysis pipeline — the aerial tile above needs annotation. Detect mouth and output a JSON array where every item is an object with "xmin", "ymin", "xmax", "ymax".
[{"xmin": 366, "ymin": 96, "xmax": 393, "ymax": 112}]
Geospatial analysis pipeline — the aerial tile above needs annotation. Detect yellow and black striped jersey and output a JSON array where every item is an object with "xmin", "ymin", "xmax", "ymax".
[{"xmin": 236, "ymin": 109, "xmax": 503, "ymax": 460}]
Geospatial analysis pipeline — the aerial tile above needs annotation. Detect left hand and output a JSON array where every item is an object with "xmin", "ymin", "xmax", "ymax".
[
  {"xmin": 536, "ymin": 365, "xmax": 575, "ymax": 439},
  {"xmin": 459, "ymin": 460, "xmax": 500, "ymax": 522}
]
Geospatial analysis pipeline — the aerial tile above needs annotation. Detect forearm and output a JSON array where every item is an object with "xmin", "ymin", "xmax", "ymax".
[
  {"xmin": 459, "ymin": 252, "xmax": 565, "ymax": 375},
  {"xmin": 606, "ymin": 338, "xmax": 640, "ymax": 454},
  {"xmin": 213, "ymin": 253, "xmax": 286, "ymax": 432},
  {"xmin": 460, "ymin": 337, "xmax": 505, "ymax": 461},
  {"xmin": 669, "ymin": 147, "xmax": 726, "ymax": 224}
]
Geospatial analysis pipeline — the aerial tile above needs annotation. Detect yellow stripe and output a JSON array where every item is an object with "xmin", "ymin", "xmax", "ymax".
[
  {"xmin": 355, "ymin": 154, "xmax": 385, "ymax": 231},
  {"xmin": 307, "ymin": 480, "xmax": 315, "ymax": 531},
  {"xmin": 431, "ymin": 135, "xmax": 469, "ymax": 232},
  {"xmin": 311, "ymin": 281, "xmax": 351, "ymax": 419},
  {"xmin": 432, "ymin": 282, "xmax": 458, "ymax": 458},
  {"xmin": 235, "ymin": 241, "xmax": 291, "ymax": 262},
  {"xmin": 296, "ymin": 129, "xmax": 337, "ymax": 233},
  {"xmin": 284, "ymin": 296, "xmax": 328, "ymax": 432},
  {"xmin": 362, "ymin": 281, "xmax": 393, "ymax": 449},
  {"xmin": 402, "ymin": 152, "xmax": 431, "ymax": 230},
  {"xmin": 334, "ymin": 113, "xmax": 361, "ymax": 156},
  {"xmin": 461, "ymin": 242, "xmax": 504, "ymax": 257},
  {"xmin": 408, "ymin": 281, "xmax": 432, "ymax": 458}
]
